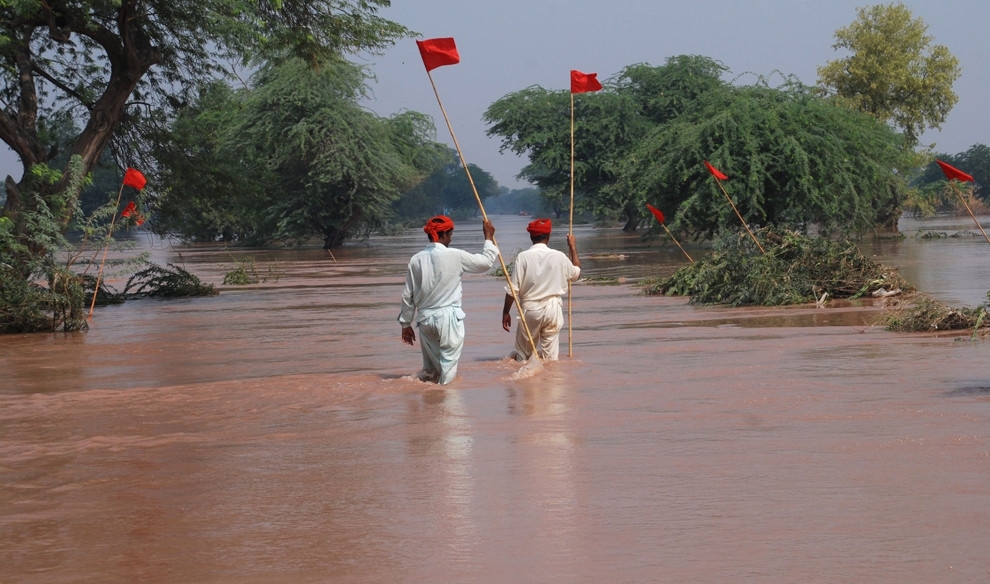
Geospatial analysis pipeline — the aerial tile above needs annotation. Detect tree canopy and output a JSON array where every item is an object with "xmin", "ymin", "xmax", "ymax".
[
  {"xmin": 485, "ymin": 55, "xmax": 913, "ymax": 235},
  {"xmin": 816, "ymin": 2, "xmax": 960, "ymax": 147},
  {"xmin": 153, "ymin": 57, "xmax": 446, "ymax": 248},
  {"xmin": 0, "ymin": 0, "xmax": 411, "ymax": 250}
]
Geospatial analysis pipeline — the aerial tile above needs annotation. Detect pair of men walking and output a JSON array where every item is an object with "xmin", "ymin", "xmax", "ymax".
[{"xmin": 398, "ymin": 216, "xmax": 581, "ymax": 385}]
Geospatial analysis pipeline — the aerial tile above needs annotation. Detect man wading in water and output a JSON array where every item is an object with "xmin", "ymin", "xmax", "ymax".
[
  {"xmin": 501, "ymin": 218, "xmax": 580, "ymax": 361},
  {"xmin": 399, "ymin": 216, "xmax": 498, "ymax": 384}
]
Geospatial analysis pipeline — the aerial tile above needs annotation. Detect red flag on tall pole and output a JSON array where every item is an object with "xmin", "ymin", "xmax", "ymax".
[
  {"xmin": 416, "ymin": 37, "xmax": 460, "ymax": 71},
  {"xmin": 704, "ymin": 160, "xmax": 728, "ymax": 181},
  {"xmin": 570, "ymin": 70, "xmax": 603, "ymax": 94},
  {"xmin": 646, "ymin": 203, "xmax": 665, "ymax": 224},
  {"xmin": 936, "ymin": 159, "xmax": 990, "ymax": 245},
  {"xmin": 123, "ymin": 168, "xmax": 146, "ymax": 190},
  {"xmin": 936, "ymin": 159, "xmax": 974, "ymax": 183}
]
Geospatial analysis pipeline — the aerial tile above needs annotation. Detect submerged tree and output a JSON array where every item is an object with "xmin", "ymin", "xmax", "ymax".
[
  {"xmin": 486, "ymin": 54, "xmax": 912, "ymax": 235},
  {"xmin": 610, "ymin": 79, "xmax": 914, "ymax": 239}
]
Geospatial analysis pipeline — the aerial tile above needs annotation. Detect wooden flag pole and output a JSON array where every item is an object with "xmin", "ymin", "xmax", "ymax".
[
  {"xmin": 88, "ymin": 181, "xmax": 127, "ymax": 319},
  {"xmin": 567, "ymin": 92, "xmax": 575, "ymax": 357},
  {"xmin": 951, "ymin": 181, "xmax": 990, "ymax": 245},
  {"xmin": 712, "ymin": 178, "xmax": 765, "ymax": 254},
  {"xmin": 662, "ymin": 223, "xmax": 694, "ymax": 263},
  {"xmin": 425, "ymin": 71, "xmax": 541, "ymax": 362}
]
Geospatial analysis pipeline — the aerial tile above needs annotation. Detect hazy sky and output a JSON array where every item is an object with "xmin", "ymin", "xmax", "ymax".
[{"xmin": 2, "ymin": 1, "xmax": 987, "ymax": 189}]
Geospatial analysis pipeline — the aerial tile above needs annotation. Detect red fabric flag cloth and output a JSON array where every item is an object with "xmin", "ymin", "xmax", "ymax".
[
  {"xmin": 121, "ymin": 201, "xmax": 137, "ymax": 218},
  {"xmin": 704, "ymin": 160, "xmax": 728, "ymax": 180},
  {"xmin": 646, "ymin": 204, "xmax": 665, "ymax": 224},
  {"xmin": 424, "ymin": 215, "xmax": 455, "ymax": 242},
  {"xmin": 135, "ymin": 213, "xmax": 145, "ymax": 227},
  {"xmin": 123, "ymin": 168, "xmax": 146, "ymax": 190},
  {"xmin": 936, "ymin": 159, "xmax": 974, "ymax": 183},
  {"xmin": 526, "ymin": 218, "xmax": 552, "ymax": 236},
  {"xmin": 570, "ymin": 70, "xmax": 603, "ymax": 94},
  {"xmin": 416, "ymin": 38, "xmax": 460, "ymax": 72}
]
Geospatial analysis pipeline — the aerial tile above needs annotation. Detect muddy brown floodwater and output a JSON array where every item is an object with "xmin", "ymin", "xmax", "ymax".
[{"xmin": 1, "ymin": 215, "xmax": 989, "ymax": 583}]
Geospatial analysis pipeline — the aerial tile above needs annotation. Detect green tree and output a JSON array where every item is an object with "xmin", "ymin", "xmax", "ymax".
[
  {"xmin": 816, "ymin": 2, "xmax": 960, "ymax": 146},
  {"xmin": 149, "ymin": 81, "xmax": 266, "ymax": 242},
  {"xmin": 0, "ymin": 0, "xmax": 411, "ymax": 261},
  {"xmin": 485, "ymin": 56, "xmax": 731, "ymax": 228},
  {"xmin": 393, "ymin": 154, "xmax": 501, "ymax": 220},
  {"xmin": 609, "ymin": 79, "xmax": 914, "ymax": 239},
  {"xmin": 484, "ymin": 83, "xmax": 644, "ymax": 221},
  {"xmin": 154, "ymin": 57, "xmax": 444, "ymax": 248}
]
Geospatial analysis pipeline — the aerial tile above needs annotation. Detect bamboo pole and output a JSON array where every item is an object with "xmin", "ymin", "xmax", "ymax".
[
  {"xmin": 424, "ymin": 71, "xmax": 541, "ymax": 361},
  {"xmin": 87, "ymin": 181, "xmax": 127, "ymax": 319},
  {"xmin": 712, "ymin": 178, "xmax": 765, "ymax": 254},
  {"xmin": 662, "ymin": 223, "xmax": 694, "ymax": 263},
  {"xmin": 567, "ymin": 92, "xmax": 575, "ymax": 357},
  {"xmin": 951, "ymin": 181, "xmax": 990, "ymax": 245}
]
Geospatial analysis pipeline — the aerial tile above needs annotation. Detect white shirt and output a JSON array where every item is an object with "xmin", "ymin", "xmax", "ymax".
[
  {"xmin": 399, "ymin": 240, "xmax": 499, "ymax": 326},
  {"xmin": 506, "ymin": 243, "xmax": 581, "ymax": 309}
]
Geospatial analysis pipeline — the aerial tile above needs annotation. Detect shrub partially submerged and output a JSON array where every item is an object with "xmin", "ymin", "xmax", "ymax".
[
  {"xmin": 124, "ymin": 262, "xmax": 218, "ymax": 298},
  {"xmin": 2, "ymin": 261, "xmax": 216, "ymax": 334},
  {"xmin": 641, "ymin": 228, "xmax": 912, "ymax": 306},
  {"xmin": 880, "ymin": 293, "xmax": 990, "ymax": 334}
]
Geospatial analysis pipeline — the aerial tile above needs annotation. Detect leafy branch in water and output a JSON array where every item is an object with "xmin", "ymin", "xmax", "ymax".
[
  {"xmin": 222, "ymin": 255, "xmax": 280, "ymax": 285},
  {"xmin": 124, "ymin": 262, "xmax": 218, "ymax": 298},
  {"xmin": 640, "ymin": 227, "xmax": 913, "ymax": 306}
]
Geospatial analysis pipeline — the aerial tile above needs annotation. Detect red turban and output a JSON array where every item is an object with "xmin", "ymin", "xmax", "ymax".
[
  {"xmin": 526, "ymin": 218, "xmax": 552, "ymax": 237},
  {"xmin": 424, "ymin": 215, "xmax": 455, "ymax": 242}
]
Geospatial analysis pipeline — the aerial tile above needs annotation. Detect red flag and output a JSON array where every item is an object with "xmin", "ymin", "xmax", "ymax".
[
  {"xmin": 571, "ymin": 70, "xmax": 603, "ymax": 94},
  {"xmin": 123, "ymin": 168, "xmax": 146, "ymax": 190},
  {"xmin": 704, "ymin": 160, "xmax": 728, "ymax": 180},
  {"xmin": 416, "ymin": 38, "xmax": 460, "ymax": 72},
  {"xmin": 121, "ymin": 201, "xmax": 137, "ymax": 218},
  {"xmin": 135, "ymin": 213, "xmax": 146, "ymax": 227},
  {"xmin": 936, "ymin": 159, "xmax": 974, "ymax": 183},
  {"xmin": 646, "ymin": 204, "xmax": 665, "ymax": 224}
]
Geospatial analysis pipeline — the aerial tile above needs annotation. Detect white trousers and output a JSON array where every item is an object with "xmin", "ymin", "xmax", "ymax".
[
  {"xmin": 417, "ymin": 307, "xmax": 466, "ymax": 385},
  {"xmin": 513, "ymin": 297, "xmax": 563, "ymax": 361}
]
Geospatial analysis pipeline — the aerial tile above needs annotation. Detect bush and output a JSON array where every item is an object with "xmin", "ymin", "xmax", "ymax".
[{"xmin": 640, "ymin": 227, "xmax": 913, "ymax": 306}]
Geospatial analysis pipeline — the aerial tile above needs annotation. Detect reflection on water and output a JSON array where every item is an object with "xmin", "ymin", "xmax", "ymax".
[{"xmin": 1, "ymin": 214, "xmax": 989, "ymax": 583}]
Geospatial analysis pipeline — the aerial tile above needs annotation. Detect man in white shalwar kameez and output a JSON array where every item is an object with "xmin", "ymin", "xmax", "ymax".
[
  {"xmin": 501, "ymin": 218, "xmax": 580, "ymax": 361},
  {"xmin": 400, "ymin": 216, "xmax": 498, "ymax": 384}
]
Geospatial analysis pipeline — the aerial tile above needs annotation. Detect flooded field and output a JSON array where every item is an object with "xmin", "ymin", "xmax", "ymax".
[{"xmin": 2, "ymin": 214, "xmax": 988, "ymax": 583}]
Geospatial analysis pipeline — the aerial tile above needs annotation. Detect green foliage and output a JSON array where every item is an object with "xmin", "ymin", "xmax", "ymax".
[
  {"xmin": 124, "ymin": 262, "xmax": 217, "ymax": 298},
  {"xmin": 394, "ymin": 154, "xmax": 499, "ymax": 219},
  {"xmin": 150, "ymin": 81, "xmax": 266, "ymax": 242},
  {"xmin": 816, "ymin": 2, "xmax": 960, "ymax": 146},
  {"xmin": 486, "ymin": 54, "xmax": 912, "ymax": 234},
  {"xmin": 0, "ymin": 264, "xmax": 90, "ymax": 334},
  {"xmin": 222, "ymin": 256, "xmax": 280, "ymax": 285},
  {"xmin": 912, "ymin": 144, "xmax": 990, "ymax": 204},
  {"xmin": 484, "ymin": 78, "xmax": 646, "ymax": 220},
  {"xmin": 613, "ymin": 79, "xmax": 914, "ymax": 237},
  {"xmin": 153, "ymin": 57, "xmax": 448, "ymax": 248},
  {"xmin": 641, "ymin": 228, "xmax": 913, "ymax": 307},
  {"xmin": 483, "ymin": 187, "xmax": 552, "ymax": 216}
]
